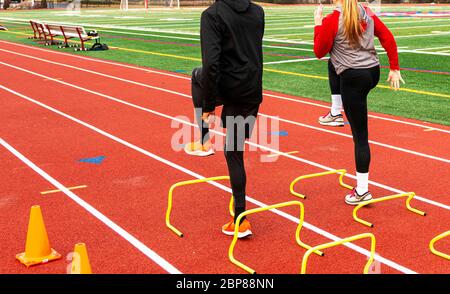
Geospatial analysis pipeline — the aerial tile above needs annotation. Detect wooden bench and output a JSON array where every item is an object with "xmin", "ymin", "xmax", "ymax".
[
  {"xmin": 28, "ymin": 20, "xmax": 44, "ymax": 40},
  {"xmin": 29, "ymin": 20, "xmax": 101, "ymax": 51},
  {"xmin": 58, "ymin": 25, "xmax": 100, "ymax": 51},
  {"xmin": 43, "ymin": 23, "xmax": 64, "ymax": 46}
]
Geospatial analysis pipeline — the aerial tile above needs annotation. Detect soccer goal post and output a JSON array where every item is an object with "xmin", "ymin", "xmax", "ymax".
[{"xmin": 120, "ymin": 0, "xmax": 181, "ymax": 10}]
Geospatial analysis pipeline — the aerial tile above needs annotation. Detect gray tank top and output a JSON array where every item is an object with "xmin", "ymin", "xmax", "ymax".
[{"xmin": 330, "ymin": 5, "xmax": 380, "ymax": 75}]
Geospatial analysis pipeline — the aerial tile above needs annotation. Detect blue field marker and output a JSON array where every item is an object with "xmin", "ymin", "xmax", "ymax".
[
  {"xmin": 270, "ymin": 130, "xmax": 289, "ymax": 137},
  {"xmin": 79, "ymin": 155, "xmax": 106, "ymax": 165}
]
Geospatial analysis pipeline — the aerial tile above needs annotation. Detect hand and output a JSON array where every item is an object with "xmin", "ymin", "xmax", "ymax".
[
  {"xmin": 314, "ymin": 4, "xmax": 324, "ymax": 26},
  {"xmin": 201, "ymin": 111, "xmax": 215, "ymax": 124},
  {"xmin": 387, "ymin": 70, "xmax": 405, "ymax": 91}
]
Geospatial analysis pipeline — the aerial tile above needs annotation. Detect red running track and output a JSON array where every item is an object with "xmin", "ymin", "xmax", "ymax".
[{"xmin": 0, "ymin": 40, "xmax": 449, "ymax": 274}]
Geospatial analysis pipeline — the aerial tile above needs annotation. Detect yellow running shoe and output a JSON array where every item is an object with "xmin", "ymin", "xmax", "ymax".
[
  {"xmin": 222, "ymin": 219, "xmax": 252, "ymax": 238},
  {"xmin": 184, "ymin": 140, "xmax": 214, "ymax": 157}
]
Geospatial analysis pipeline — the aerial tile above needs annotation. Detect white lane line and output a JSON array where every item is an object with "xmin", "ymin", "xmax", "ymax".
[
  {"xmin": 0, "ymin": 85, "xmax": 417, "ymax": 274},
  {"xmin": 0, "ymin": 136, "xmax": 182, "ymax": 274},
  {"xmin": 262, "ymin": 93, "xmax": 450, "ymax": 134},
  {"xmin": 0, "ymin": 40, "xmax": 448, "ymax": 134},
  {"xmin": 0, "ymin": 62, "xmax": 448, "ymax": 212},
  {"xmin": 260, "ymin": 113, "xmax": 450, "ymax": 164},
  {"xmin": 0, "ymin": 54, "xmax": 448, "ymax": 165}
]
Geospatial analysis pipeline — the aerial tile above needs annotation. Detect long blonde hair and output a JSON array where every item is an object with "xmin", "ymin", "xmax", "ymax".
[{"xmin": 342, "ymin": 0, "xmax": 363, "ymax": 48}]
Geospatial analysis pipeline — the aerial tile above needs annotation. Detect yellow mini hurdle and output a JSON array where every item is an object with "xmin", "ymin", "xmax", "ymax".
[
  {"xmin": 300, "ymin": 233, "xmax": 376, "ymax": 274},
  {"xmin": 166, "ymin": 176, "xmax": 234, "ymax": 237},
  {"xmin": 429, "ymin": 230, "xmax": 450, "ymax": 260},
  {"xmin": 228, "ymin": 201, "xmax": 324, "ymax": 274},
  {"xmin": 290, "ymin": 169, "xmax": 353, "ymax": 199},
  {"xmin": 353, "ymin": 192, "xmax": 426, "ymax": 228}
]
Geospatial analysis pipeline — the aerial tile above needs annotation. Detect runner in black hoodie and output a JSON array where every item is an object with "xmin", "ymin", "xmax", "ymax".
[{"xmin": 184, "ymin": 0, "xmax": 264, "ymax": 238}]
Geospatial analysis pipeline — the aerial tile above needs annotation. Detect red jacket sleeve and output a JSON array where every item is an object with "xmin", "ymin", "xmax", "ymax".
[
  {"xmin": 369, "ymin": 8, "xmax": 400, "ymax": 70},
  {"xmin": 314, "ymin": 10, "xmax": 340, "ymax": 59}
]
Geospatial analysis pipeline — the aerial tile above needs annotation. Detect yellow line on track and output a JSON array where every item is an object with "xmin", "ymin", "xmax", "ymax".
[
  {"xmin": 266, "ymin": 150, "xmax": 299, "ymax": 158},
  {"xmin": 41, "ymin": 185, "xmax": 88, "ymax": 195}
]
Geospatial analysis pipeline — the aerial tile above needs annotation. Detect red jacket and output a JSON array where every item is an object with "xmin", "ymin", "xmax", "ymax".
[{"xmin": 314, "ymin": 7, "xmax": 400, "ymax": 71}]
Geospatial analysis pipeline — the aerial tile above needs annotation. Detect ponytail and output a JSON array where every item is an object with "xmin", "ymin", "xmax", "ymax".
[{"xmin": 343, "ymin": 0, "xmax": 363, "ymax": 48}]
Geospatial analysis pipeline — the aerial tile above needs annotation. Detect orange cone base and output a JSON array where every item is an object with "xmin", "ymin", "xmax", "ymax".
[{"xmin": 16, "ymin": 248, "xmax": 62, "ymax": 267}]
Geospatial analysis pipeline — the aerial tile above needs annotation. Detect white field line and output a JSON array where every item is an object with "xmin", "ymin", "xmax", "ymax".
[
  {"xmin": 4, "ymin": 15, "xmax": 450, "ymax": 42},
  {"xmin": 0, "ymin": 60, "xmax": 448, "ymax": 212},
  {"xmin": 1, "ymin": 53, "xmax": 447, "ymax": 165},
  {"xmin": 264, "ymin": 57, "xmax": 326, "ymax": 65},
  {"xmin": 266, "ymin": 32, "xmax": 307, "ymax": 37},
  {"xmin": 0, "ymin": 136, "xmax": 182, "ymax": 274},
  {"xmin": 414, "ymin": 45, "xmax": 450, "ymax": 51},
  {"xmin": 0, "ymin": 40, "xmax": 448, "ymax": 134},
  {"xmin": 263, "ymin": 20, "xmax": 450, "ymax": 32},
  {"xmin": 4, "ymin": 18, "xmax": 450, "ymax": 54},
  {"xmin": 99, "ymin": 29, "xmax": 200, "ymax": 41},
  {"xmin": 0, "ymin": 85, "xmax": 418, "ymax": 275},
  {"xmin": 395, "ymin": 31, "xmax": 450, "ymax": 39},
  {"xmin": 264, "ymin": 23, "xmax": 450, "ymax": 32},
  {"xmin": 398, "ymin": 49, "xmax": 450, "ymax": 56},
  {"xmin": 98, "ymin": 27, "xmax": 450, "ymax": 43}
]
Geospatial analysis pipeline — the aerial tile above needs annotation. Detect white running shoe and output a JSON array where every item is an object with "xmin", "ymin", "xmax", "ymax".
[
  {"xmin": 345, "ymin": 188, "xmax": 373, "ymax": 205},
  {"xmin": 319, "ymin": 112, "xmax": 345, "ymax": 127}
]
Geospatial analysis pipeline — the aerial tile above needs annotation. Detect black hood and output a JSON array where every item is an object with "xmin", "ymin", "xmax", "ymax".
[{"xmin": 221, "ymin": 0, "xmax": 250, "ymax": 13}]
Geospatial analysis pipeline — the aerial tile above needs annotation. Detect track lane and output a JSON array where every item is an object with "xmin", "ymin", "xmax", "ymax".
[
  {"xmin": 0, "ymin": 39, "xmax": 449, "ymax": 156},
  {"xmin": 0, "ymin": 57, "xmax": 448, "ymax": 208},
  {"xmin": 0, "ymin": 142, "xmax": 171, "ymax": 274},
  {"xmin": 1, "ymin": 69, "xmax": 449, "ymax": 273}
]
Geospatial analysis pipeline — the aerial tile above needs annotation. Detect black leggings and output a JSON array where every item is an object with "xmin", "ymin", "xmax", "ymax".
[
  {"xmin": 328, "ymin": 60, "xmax": 341, "ymax": 95},
  {"xmin": 339, "ymin": 65, "xmax": 380, "ymax": 173},
  {"xmin": 191, "ymin": 67, "xmax": 259, "ymax": 223}
]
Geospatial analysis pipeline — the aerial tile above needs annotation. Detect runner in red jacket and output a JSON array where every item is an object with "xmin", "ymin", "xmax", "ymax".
[{"xmin": 313, "ymin": 0, "xmax": 404, "ymax": 205}]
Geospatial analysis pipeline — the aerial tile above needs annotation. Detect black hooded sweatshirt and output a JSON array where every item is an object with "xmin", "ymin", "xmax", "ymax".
[{"xmin": 200, "ymin": 0, "xmax": 265, "ymax": 112}]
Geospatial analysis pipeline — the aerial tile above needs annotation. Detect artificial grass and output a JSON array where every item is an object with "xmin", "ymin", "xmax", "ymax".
[{"xmin": 0, "ymin": 6, "xmax": 449, "ymax": 125}]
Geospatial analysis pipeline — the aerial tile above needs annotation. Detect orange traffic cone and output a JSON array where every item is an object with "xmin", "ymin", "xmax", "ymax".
[
  {"xmin": 70, "ymin": 243, "xmax": 92, "ymax": 274},
  {"xmin": 16, "ymin": 205, "xmax": 62, "ymax": 267}
]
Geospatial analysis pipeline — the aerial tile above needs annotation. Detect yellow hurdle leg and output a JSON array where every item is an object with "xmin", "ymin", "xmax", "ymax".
[
  {"xmin": 429, "ymin": 230, "xmax": 450, "ymax": 260},
  {"xmin": 300, "ymin": 233, "xmax": 376, "ymax": 274},
  {"xmin": 165, "ymin": 176, "xmax": 230, "ymax": 237},
  {"xmin": 229, "ymin": 196, "xmax": 234, "ymax": 218},
  {"xmin": 228, "ymin": 201, "xmax": 323, "ymax": 274},
  {"xmin": 290, "ymin": 169, "xmax": 353, "ymax": 199},
  {"xmin": 353, "ymin": 192, "xmax": 426, "ymax": 228}
]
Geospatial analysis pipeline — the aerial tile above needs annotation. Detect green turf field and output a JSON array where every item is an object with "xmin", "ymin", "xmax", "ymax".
[{"xmin": 0, "ymin": 5, "xmax": 449, "ymax": 125}]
